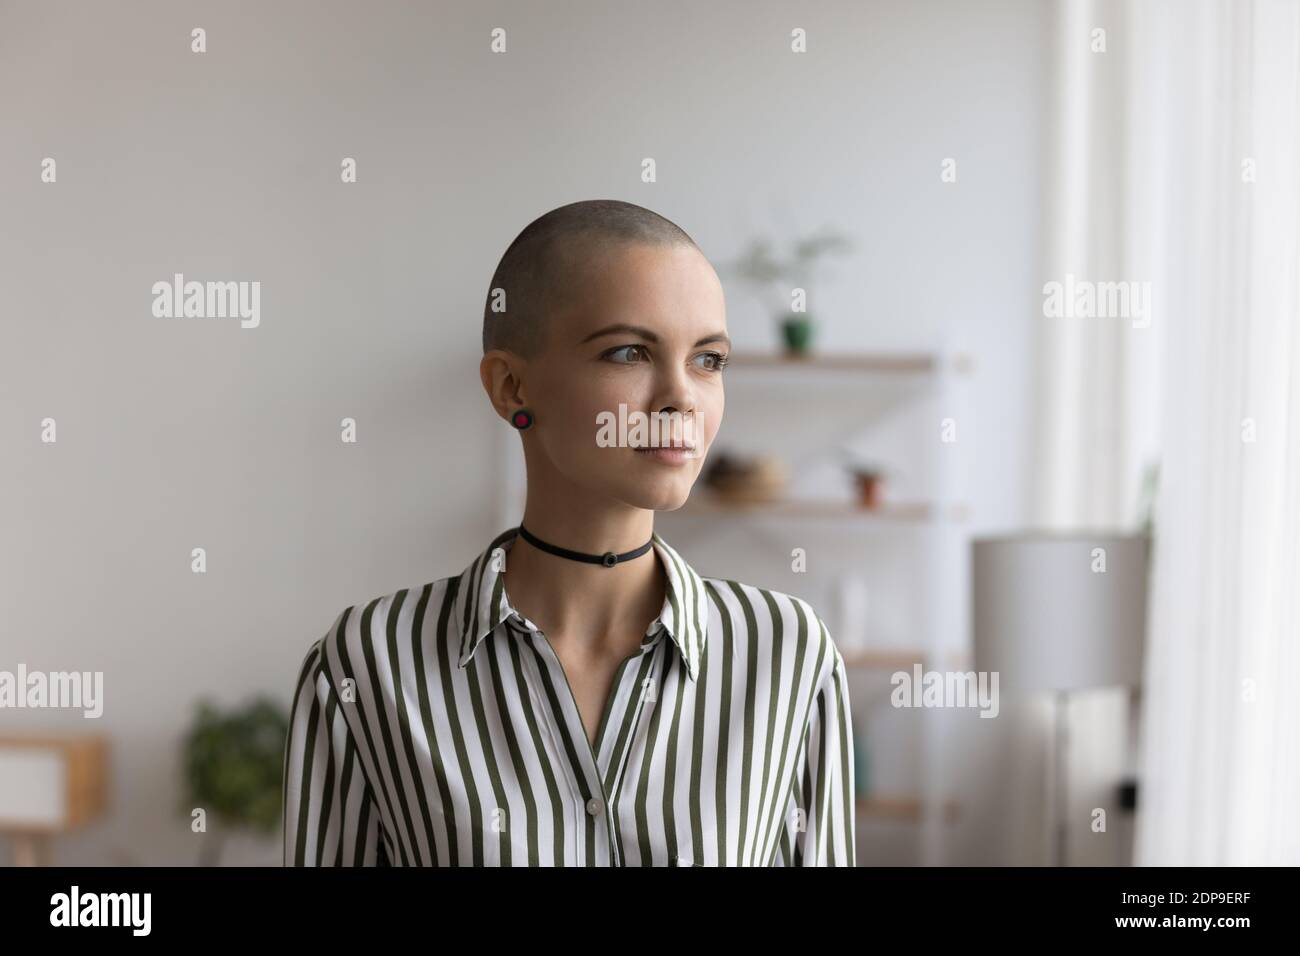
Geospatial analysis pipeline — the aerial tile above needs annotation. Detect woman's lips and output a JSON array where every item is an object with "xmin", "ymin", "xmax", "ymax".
[{"xmin": 633, "ymin": 445, "xmax": 698, "ymax": 465}]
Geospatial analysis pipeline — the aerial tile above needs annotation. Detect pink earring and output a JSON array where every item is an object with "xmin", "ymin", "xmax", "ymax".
[{"xmin": 511, "ymin": 408, "xmax": 534, "ymax": 430}]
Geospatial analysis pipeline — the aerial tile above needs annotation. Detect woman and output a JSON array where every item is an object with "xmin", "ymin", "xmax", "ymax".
[{"xmin": 283, "ymin": 199, "xmax": 855, "ymax": 866}]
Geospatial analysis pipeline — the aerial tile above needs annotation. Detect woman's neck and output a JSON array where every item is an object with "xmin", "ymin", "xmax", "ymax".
[{"xmin": 501, "ymin": 508, "xmax": 665, "ymax": 654}]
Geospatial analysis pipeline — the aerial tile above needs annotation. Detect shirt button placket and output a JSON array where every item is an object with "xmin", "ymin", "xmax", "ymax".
[
  {"xmin": 585, "ymin": 793, "xmax": 620, "ymax": 866},
  {"xmin": 528, "ymin": 624, "xmax": 622, "ymax": 866}
]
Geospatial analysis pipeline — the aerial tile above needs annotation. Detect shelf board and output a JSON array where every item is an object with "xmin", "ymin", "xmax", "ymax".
[
  {"xmin": 728, "ymin": 351, "xmax": 938, "ymax": 373},
  {"xmin": 841, "ymin": 649, "xmax": 927, "ymax": 670},
  {"xmin": 857, "ymin": 796, "xmax": 961, "ymax": 823},
  {"xmin": 680, "ymin": 497, "xmax": 937, "ymax": 521}
]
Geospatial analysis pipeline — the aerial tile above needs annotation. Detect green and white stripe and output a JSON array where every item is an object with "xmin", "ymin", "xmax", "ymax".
[{"xmin": 284, "ymin": 528, "xmax": 855, "ymax": 866}]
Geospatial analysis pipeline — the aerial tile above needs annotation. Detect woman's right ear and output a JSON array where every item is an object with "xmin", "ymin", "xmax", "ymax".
[{"xmin": 480, "ymin": 350, "xmax": 528, "ymax": 426}]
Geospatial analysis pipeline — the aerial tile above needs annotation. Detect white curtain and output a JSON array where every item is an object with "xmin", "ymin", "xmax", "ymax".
[
  {"xmin": 1026, "ymin": 0, "xmax": 1300, "ymax": 866},
  {"xmin": 1021, "ymin": 0, "xmax": 1151, "ymax": 868},
  {"xmin": 1131, "ymin": 0, "xmax": 1300, "ymax": 866}
]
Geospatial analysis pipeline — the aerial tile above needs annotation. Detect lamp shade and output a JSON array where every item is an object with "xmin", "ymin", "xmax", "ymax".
[{"xmin": 972, "ymin": 533, "xmax": 1149, "ymax": 694}]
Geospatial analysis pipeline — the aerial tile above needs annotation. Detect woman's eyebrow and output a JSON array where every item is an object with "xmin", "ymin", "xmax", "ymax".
[{"xmin": 579, "ymin": 323, "xmax": 731, "ymax": 349}]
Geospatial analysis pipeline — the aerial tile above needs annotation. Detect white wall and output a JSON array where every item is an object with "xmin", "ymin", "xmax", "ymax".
[{"xmin": 0, "ymin": 0, "xmax": 1045, "ymax": 864}]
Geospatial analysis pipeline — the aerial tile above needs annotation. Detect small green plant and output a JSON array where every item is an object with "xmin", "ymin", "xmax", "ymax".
[
  {"xmin": 180, "ymin": 696, "xmax": 288, "ymax": 866},
  {"xmin": 721, "ymin": 227, "xmax": 854, "ymax": 320}
]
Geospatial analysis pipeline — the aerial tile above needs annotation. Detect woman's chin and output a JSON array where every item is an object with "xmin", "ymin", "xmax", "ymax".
[{"xmin": 617, "ymin": 479, "xmax": 696, "ymax": 513}]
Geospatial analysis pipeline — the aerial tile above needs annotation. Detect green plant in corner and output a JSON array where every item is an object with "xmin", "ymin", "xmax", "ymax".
[
  {"xmin": 180, "ymin": 697, "xmax": 288, "ymax": 866},
  {"xmin": 720, "ymin": 227, "xmax": 854, "ymax": 355}
]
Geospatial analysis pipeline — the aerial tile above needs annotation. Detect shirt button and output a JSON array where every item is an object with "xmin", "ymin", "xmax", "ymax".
[{"xmin": 585, "ymin": 797, "xmax": 603, "ymax": 816}]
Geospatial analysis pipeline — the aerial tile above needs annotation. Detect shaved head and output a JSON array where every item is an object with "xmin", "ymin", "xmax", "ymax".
[{"xmin": 482, "ymin": 199, "xmax": 701, "ymax": 358}]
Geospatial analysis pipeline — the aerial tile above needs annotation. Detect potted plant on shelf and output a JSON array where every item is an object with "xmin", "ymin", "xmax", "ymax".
[
  {"xmin": 179, "ymin": 696, "xmax": 288, "ymax": 866},
  {"xmin": 721, "ymin": 227, "xmax": 854, "ymax": 357},
  {"xmin": 837, "ymin": 449, "xmax": 895, "ymax": 510}
]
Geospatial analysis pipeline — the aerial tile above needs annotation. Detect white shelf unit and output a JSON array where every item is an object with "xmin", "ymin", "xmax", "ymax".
[{"xmin": 495, "ymin": 343, "xmax": 973, "ymax": 866}]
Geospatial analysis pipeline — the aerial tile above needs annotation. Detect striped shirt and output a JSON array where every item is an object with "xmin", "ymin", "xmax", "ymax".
[{"xmin": 283, "ymin": 527, "xmax": 856, "ymax": 866}]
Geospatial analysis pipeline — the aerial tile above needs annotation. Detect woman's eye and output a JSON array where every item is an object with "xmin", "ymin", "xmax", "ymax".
[
  {"xmin": 605, "ymin": 345, "xmax": 647, "ymax": 364},
  {"xmin": 694, "ymin": 351, "xmax": 730, "ymax": 371},
  {"xmin": 604, "ymin": 345, "xmax": 728, "ymax": 371}
]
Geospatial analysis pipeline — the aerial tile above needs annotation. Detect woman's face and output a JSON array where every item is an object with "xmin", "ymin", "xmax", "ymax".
[{"xmin": 522, "ymin": 241, "xmax": 727, "ymax": 512}]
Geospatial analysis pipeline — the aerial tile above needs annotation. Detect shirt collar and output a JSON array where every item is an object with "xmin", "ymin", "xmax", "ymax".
[{"xmin": 452, "ymin": 527, "xmax": 709, "ymax": 681}]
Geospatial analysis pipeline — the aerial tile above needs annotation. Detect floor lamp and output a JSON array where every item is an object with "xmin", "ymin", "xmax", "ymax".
[{"xmin": 972, "ymin": 533, "xmax": 1149, "ymax": 866}]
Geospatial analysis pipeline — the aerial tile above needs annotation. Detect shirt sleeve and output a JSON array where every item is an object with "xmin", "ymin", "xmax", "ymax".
[
  {"xmin": 283, "ymin": 630, "xmax": 385, "ymax": 866},
  {"xmin": 773, "ymin": 638, "xmax": 857, "ymax": 866}
]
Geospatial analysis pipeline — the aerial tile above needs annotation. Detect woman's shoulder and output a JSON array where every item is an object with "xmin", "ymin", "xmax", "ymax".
[
  {"xmin": 296, "ymin": 574, "xmax": 465, "ymax": 679},
  {"xmin": 697, "ymin": 575, "xmax": 845, "ymax": 677},
  {"xmin": 698, "ymin": 573, "xmax": 829, "ymax": 627}
]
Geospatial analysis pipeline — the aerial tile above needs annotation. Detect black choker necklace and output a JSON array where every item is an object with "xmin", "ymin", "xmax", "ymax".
[{"xmin": 516, "ymin": 525, "xmax": 653, "ymax": 568}]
